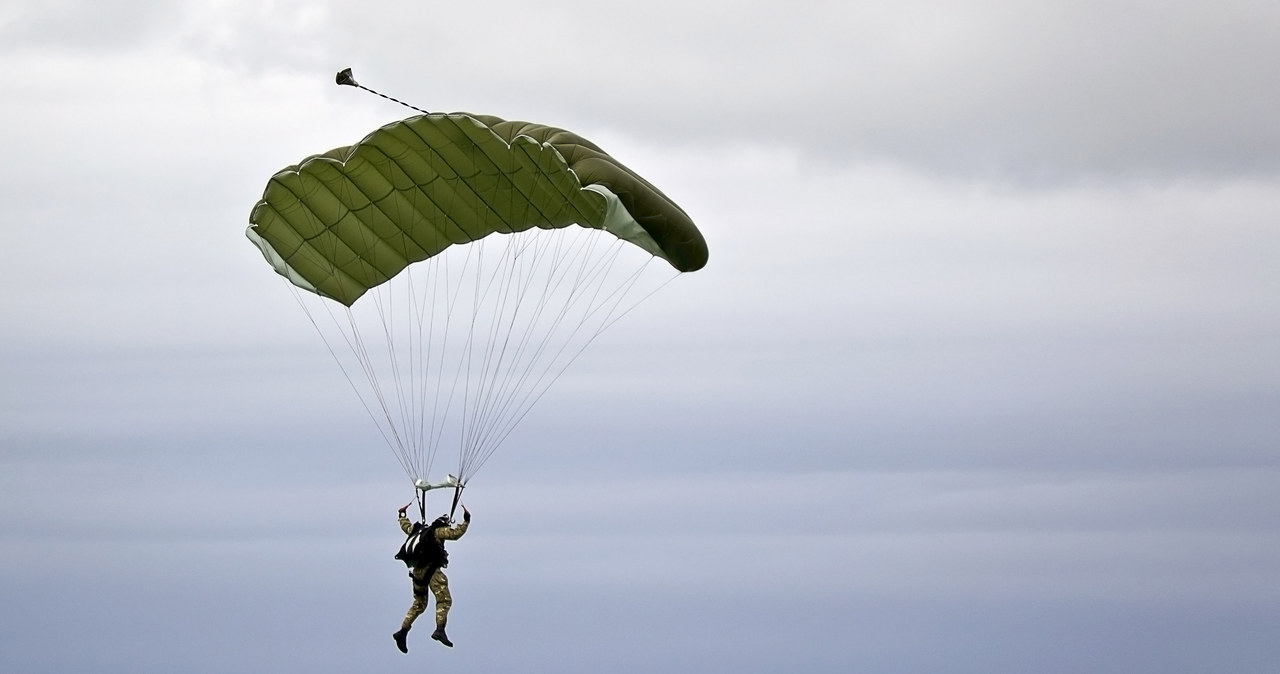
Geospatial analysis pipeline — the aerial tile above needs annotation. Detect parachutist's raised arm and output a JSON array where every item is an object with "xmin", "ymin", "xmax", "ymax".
[{"xmin": 436, "ymin": 517, "xmax": 468, "ymax": 541}]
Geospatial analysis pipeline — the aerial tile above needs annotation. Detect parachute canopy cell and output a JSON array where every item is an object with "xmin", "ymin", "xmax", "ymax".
[{"xmin": 246, "ymin": 113, "xmax": 708, "ymax": 306}]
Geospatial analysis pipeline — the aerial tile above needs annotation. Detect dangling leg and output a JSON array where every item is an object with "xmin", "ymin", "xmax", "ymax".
[
  {"xmin": 394, "ymin": 570, "xmax": 431, "ymax": 653},
  {"xmin": 429, "ymin": 569, "xmax": 454, "ymax": 647}
]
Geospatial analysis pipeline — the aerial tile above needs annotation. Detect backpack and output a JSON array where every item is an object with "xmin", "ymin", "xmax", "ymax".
[{"xmin": 395, "ymin": 521, "xmax": 448, "ymax": 569}]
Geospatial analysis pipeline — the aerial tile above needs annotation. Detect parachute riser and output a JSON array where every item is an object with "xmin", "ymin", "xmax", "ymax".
[
  {"xmin": 336, "ymin": 68, "xmax": 432, "ymax": 116},
  {"xmin": 448, "ymin": 483, "xmax": 464, "ymax": 521},
  {"xmin": 413, "ymin": 474, "xmax": 464, "ymax": 522}
]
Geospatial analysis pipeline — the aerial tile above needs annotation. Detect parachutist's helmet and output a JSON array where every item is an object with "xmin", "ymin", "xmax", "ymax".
[{"xmin": 432, "ymin": 515, "xmax": 450, "ymax": 528}]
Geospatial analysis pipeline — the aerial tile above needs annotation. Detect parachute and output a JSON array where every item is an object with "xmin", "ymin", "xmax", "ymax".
[{"xmin": 246, "ymin": 77, "xmax": 707, "ymax": 505}]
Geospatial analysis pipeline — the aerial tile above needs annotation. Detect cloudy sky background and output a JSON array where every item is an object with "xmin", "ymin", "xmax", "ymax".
[{"xmin": 3, "ymin": 1, "xmax": 1278, "ymax": 671}]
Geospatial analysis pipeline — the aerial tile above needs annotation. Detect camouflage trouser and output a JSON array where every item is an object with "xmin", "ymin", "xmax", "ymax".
[{"xmin": 401, "ymin": 566, "xmax": 451, "ymax": 631}]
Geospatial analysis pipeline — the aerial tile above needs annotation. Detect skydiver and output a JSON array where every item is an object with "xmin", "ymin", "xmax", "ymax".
[{"xmin": 392, "ymin": 501, "xmax": 470, "ymax": 652}]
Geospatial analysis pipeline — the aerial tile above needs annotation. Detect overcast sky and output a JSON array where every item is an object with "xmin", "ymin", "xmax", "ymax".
[{"xmin": 3, "ymin": 1, "xmax": 1279, "ymax": 672}]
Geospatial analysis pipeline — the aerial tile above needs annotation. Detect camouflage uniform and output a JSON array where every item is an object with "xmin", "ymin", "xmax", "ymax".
[{"xmin": 398, "ymin": 512, "xmax": 469, "ymax": 631}]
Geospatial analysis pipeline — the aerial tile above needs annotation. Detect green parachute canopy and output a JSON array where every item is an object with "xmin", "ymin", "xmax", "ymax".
[
  {"xmin": 246, "ymin": 107, "xmax": 707, "ymax": 492},
  {"xmin": 247, "ymin": 113, "xmax": 708, "ymax": 307}
]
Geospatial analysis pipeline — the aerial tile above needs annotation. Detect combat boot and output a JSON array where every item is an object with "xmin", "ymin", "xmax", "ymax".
[
  {"xmin": 393, "ymin": 626, "xmax": 410, "ymax": 653},
  {"xmin": 431, "ymin": 621, "xmax": 453, "ymax": 648}
]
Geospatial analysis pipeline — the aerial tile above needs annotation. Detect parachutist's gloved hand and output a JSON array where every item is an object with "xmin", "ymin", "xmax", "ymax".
[
  {"xmin": 398, "ymin": 501, "xmax": 412, "ymax": 516},
  {"xmin": 463, "ymin": 506, "xmax": 471, "ymax": 523}
]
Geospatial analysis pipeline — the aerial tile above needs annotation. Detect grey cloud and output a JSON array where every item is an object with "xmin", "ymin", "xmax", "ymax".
[
  {"xmin": 1, "ymin": 0, "xmax": 180, "ymax": 51},
  {"xmin": 13, "ymin": 1, "xmax": 1275, "ymax": 183},
  {"xmin": 3, "ymin": 4, "xmax": 1279, "ymax": 670},
  {"xmin": 323, "ymin": 0, "xmax": 1280, "ymax": 184}
]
